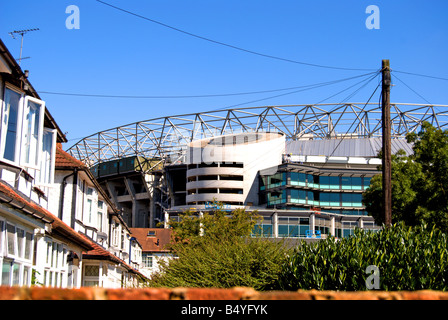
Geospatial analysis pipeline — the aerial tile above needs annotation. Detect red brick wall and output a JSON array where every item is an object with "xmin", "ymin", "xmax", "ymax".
[{"xmin": 1, "ymin": 286, "xmax": 448, "ymax": 300}]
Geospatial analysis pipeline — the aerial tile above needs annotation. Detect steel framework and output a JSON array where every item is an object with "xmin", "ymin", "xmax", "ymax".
[{"xmin": 68, "ymin": 103, "xmax": 448, "ymax": 166}]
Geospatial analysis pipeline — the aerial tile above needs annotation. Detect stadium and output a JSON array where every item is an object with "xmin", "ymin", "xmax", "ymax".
[{"xmin": 67, "ymin": 103, "xmax": 448, "ymax": 239}]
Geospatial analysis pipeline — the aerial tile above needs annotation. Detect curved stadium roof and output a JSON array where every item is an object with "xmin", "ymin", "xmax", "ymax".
[{"xmin": 68, "ymin": 103, "xmax": 448, "ymax": 166}]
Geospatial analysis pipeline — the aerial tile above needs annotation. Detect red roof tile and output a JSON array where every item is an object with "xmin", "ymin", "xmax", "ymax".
[
  {"xmin": 0, "ymin": 181, "xmax": 93, "ymax": 251},
  {"xmin": 55, "ymin": 144, "xmax": 87, "ymax": 169},
  {"xmin": 129, "ymin": 228, "xmax": 172, "ymax": 253},
  {"xmin": 83, "ymin": 241, "xmax": 148, "ymax": 280}
]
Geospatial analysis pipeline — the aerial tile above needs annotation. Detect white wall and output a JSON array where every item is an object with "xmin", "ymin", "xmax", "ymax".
[{"xmin": 186, "ymin": 132, "xmax": 285, "ymax": 205}]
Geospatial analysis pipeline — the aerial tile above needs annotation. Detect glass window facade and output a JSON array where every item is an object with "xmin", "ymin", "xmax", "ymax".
[
  {"xmin": 261, "ymin": 170, "xmax": 372, "ymax": 211},
  {"xmin": 278, "ymin": 217, "xmax": 309, "ymax": 237}
]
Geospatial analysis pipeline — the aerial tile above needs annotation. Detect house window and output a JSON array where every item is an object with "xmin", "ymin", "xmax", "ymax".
[
  {"xmin": 86, "ymin": 199, "xmax": 93, "ymax": 224},
  {"xmin": 84, "ymin": 187, "xmax": 96, "ymax": 226},
  {"xmin": 6, "ymin": 223, "xmax": 16, "ymax": 256},
  {"xmin": 83, "ymin": 265, "xmax": 100, "ymax": 287},
  {"xmin": 84, "ymin": 265, "xmax": 99, "ymax": 277},
  {"xmin": 142, "ymin": 253, "xmax": 153, "ymax": 268},
  {"xmin": 1, "ymin": 221, "xmax": 34, "ymax": 286},
  {"xmin": 22, "ymin": 97, "xmax": 44, "ymax": 167},
  {"xmin": 37, "ymin": 129, "xmax": 56, "ymax": 185},
  {"xmin": 43, "ymin": 238, "xmax": 67, "ymax": 287},
  {"xmin": 1, "ymin": 87, "xmax": 22, "ymax": 162},
  {"xmin": 97, "ymin": 201, "xmax": 105, "ymax": 232},
  {"xmin": 1, "ymin": 86, "xmax": 48, "ymax": 178},
  {"xmin": 112, "ymin": 223, "xmax": 120, "ymax": 247}
]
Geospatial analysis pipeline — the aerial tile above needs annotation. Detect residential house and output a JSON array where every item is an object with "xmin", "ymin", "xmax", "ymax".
[
  {"xmin": 0, "ymin": 37, "xmax": 93, "ymax": 287},
  {"xmin": 0, "ymin": 38, "xmax": 147, "ymax": 288},
  {"xmin": 53, "ymin": 142, "xmax": 146, "ymax": 288},
  {"xmin": 129, "ymin": 228, "xmax": 172, "ymax": 279}
]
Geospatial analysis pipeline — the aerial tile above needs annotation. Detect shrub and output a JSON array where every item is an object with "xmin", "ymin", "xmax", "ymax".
[
  {"xmin": 148, "ymin": 208, "xmax": 291, "ymax": 291},
  {"xmin": 277, "ymin": 222, "xmax": 448, "ymax": 291},
  {"xmin": 149, "ymin": 236, "xmax": 289, "ymax": 290}
]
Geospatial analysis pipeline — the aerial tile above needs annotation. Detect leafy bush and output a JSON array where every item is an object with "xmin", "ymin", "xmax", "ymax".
[
  {"xmin": 148, "ymin": 208, "xmax": 291, "ymax": 291},
  {"xmin": 277, "ymin": 222, "xmax": 448, "ymax": 291}
]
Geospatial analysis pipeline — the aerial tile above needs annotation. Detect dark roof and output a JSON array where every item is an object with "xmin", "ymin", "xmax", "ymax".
[
  {"xmin": 286, "ymin": 137, "xmax": 413, "ymax": 158},
  {"xmin": 130, "ymin": 228, "xmax": 172, "ymax": 253}
]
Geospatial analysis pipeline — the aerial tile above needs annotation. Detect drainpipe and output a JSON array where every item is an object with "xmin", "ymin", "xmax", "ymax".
[
  {"xmin": 59, "ymin": 171, "xmax": 75, "ymax": 220},
  {"xmin": 70, "ymin": 168, "xmax": 78, "ymax": 229}
]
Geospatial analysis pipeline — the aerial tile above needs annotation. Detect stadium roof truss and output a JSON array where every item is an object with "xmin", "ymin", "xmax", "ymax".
[{"xmin": 68, "ymin": 103, "xmax": 448, "ymax": 166}]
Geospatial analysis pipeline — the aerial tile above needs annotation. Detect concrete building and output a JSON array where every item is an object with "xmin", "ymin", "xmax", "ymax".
[{"xmin": 67, "ymin": 103, "xmax": 448, "ymax": 240}]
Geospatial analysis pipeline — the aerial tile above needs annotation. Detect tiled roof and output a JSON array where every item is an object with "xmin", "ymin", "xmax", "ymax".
[
  {"xmin": 0, "ymin": 180, "xmax": 146, "ymax": 279},
  {"xmin": 129, "ymin": 228, "xmax": 172, "ymax": 253},
  {"xmin": 0, "ymin": 181, "xmax": 93, "ymax": 251},
  {"xmin": 55, "ymin": 144, "xmax": 87, "ymax": 169},
  {"xmin": 83, "ymin": 241, "xmax": 148, "ymax": 279}
]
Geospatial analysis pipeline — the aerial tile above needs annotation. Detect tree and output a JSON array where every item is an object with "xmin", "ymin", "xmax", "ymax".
[
  {"xmin": 363, "ymin": 122, "xmax": 448, "ymax": 232},
  {"xmin": 148, "ymin": 203, "xmax": 290, "ymax": 290}
]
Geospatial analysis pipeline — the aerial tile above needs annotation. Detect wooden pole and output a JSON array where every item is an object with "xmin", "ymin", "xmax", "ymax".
[{"xmin": 381, "ymin": 59, "xmax": 392, "ymax": 227}]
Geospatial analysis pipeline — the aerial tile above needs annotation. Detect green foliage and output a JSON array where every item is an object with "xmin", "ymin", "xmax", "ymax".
[
  {"xmin": 363, "ymin": 122, "xmax": 448, "ymax": 232},
  {"xmin": 277, "ymin": 223, "xmax": 448, "ymax": 291},
  {"xmin": 148, "ymin": 204, "xmax": 291, "ymax": 291},
  {"xmin": 168, "ymin": 206, "xmax": 261, "ymax": 245}
]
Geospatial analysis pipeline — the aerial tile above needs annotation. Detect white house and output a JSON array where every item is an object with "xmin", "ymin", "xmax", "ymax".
[
  {"xmin": 0, "ymin": 38, "xmax": 147, "ymax": 288},
  {"xmin": 129, "ymin": 228, "xmax": 172, "ymax": 279},
  {"xmin": 0, "ymin": 38, "xmax": 93, "ymax": 287}
]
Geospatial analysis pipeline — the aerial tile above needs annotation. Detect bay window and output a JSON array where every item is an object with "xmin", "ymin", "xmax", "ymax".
[
  {"xmin": 1, "ymin": 86, "xmax": 52, "ymax": 185},
  {"xmin": 22, "ymin": 97, "xmax": 45, "ymax": 167},
  {"xmin": 37, "ymin": 129, "xmax": 57, "ymax": 186},
  {"xmin": 43, "ymin": 237, "xmax": 67, "ymax": 287},
  {"xmin": 0, "ymin": 219, "xmax": 34, "ymax": 286},
  {"xmin": 1, "ymin": 87, "xmax": 22, "ymax": 162}
]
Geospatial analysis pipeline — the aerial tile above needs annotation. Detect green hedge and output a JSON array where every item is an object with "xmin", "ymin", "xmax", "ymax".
[{"xmin": 277, "ymin": 223, "xmax": 448, "ymax": 291}]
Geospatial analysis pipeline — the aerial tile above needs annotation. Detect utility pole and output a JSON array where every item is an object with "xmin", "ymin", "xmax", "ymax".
[{"xmin": 381, "ymin": 59, "xmax": 392, "ymax": 227}]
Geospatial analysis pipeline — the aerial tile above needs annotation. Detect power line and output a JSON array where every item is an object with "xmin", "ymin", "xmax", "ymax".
[
  {"xmin": 392, "ymin": 74, "xmax": 432, "ymax": 105},
  {"xmin": 38, "ymin": 71, "xmax": 377, "ymax": 100},
  {"xmin": 321, "ymin": 81, "xmax": 382, "ymax": 164},
  {"xmin": 217, "ymin": 71, "xmax": 380, "ymax": 110},
  {"xmin": 95, "ymin": 0, "xmax": 373, "ymax": 72},
  {"xmin": 392, "ymin": 70, "xmax": 448, "ymax": 82}
]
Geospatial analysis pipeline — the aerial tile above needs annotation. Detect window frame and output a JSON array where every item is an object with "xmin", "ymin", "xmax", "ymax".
[
  {"xmin": 21, "ymin": 95, "xmax": 45, "ymax": 169},
  {"xmin": 43, "ymin": 237, "xmax": 68, "ymax": 288},
  {"xmin": 0, "ymin": 219, "xmax": 34, "ymax": 287},
  {"xmin": 36, "ymin": 128, "xmax": 57, "ymax": 186},
  {"xmin": 0, "ymin": 84, "xmax": 24, "ymax": 164},
  {"xmin": 83, "ymin": 264, "xmax": 100, "ymax": 287}
]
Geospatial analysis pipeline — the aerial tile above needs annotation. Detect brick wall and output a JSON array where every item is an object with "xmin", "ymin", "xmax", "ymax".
[{"xmin": 1, "ymin": 286, "xmax": 448, "ymax": 300}]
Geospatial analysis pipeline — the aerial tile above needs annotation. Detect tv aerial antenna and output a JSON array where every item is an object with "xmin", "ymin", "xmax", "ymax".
[{"xmin": 8, "ymin": 28, "xmax": 40, "ymax": 66}]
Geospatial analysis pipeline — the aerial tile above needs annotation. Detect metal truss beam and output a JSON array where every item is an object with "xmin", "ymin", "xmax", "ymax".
[{"xmin": 67, "ymin": 103, "xmax": 448, "ymax": 166}]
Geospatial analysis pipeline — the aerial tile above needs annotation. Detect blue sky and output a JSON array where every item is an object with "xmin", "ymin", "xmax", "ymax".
[{"xmin": 1, "ymin": 0, "xmax": 447, "ymax": 148}]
